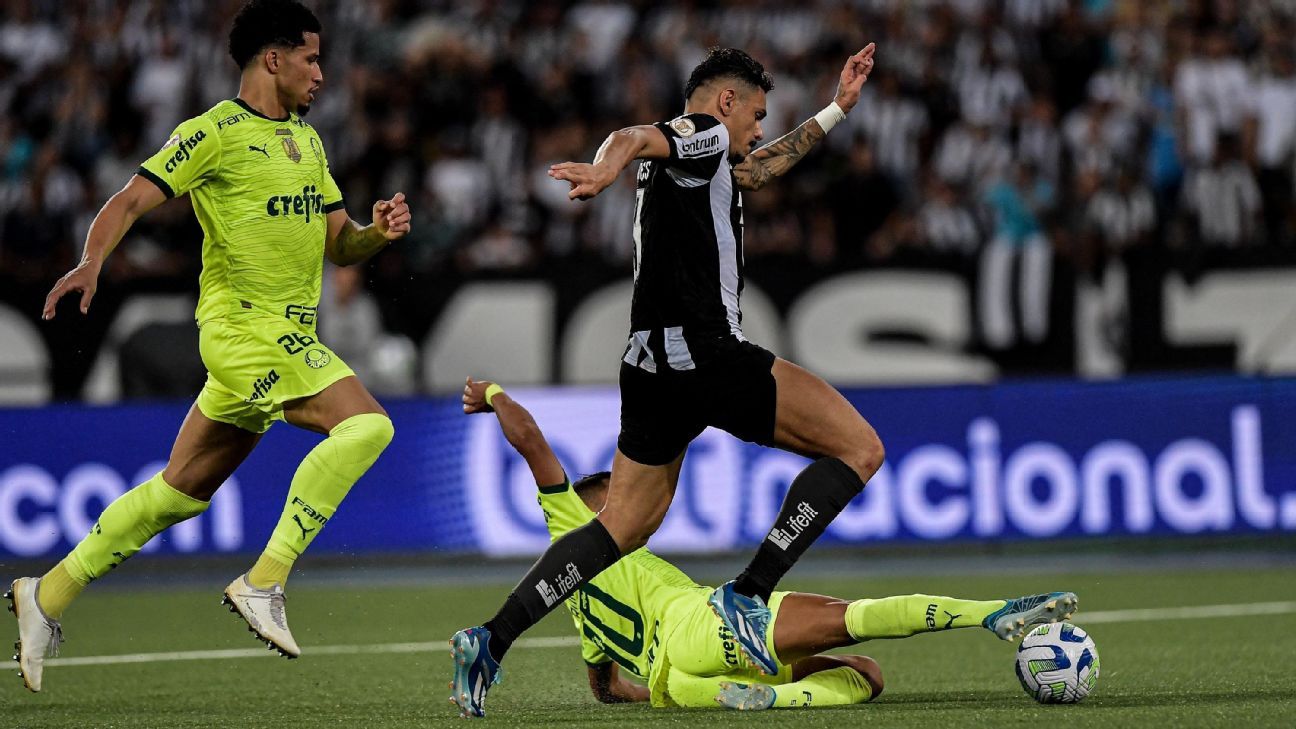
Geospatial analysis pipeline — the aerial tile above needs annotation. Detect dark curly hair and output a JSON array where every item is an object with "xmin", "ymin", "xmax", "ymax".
[
  {"xmin": 572, "ymin": 471, "xmax": 611, "ymax": 499},
  {"xmin": 228, "ymin": 0, "xmax": 322, "ymax": 69},
  {"xmin": 683, "ymin": 47, "xmax": 775, "ymax": 101}
]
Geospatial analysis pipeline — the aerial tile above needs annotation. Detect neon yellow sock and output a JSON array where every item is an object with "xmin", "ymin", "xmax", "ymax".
[
  {"xmin": 37, "ymin": 562, "xmax": 86, "ymax": 620},
  {"xmin": 845, "ymin": 594, "xmax": 1006, "ymax": 640},
  {"xmin": 253, "ymin": 413, "xmax": 392, "ymax": 587},
  {"xmin": 768, "ymin": 665, "xmax": 873, "ymax": 707},
  {"xmin": 53, "ymin": 472, "xmax": 207, "ymax": 615},
  {"xmin": 247, "ymin": 553, "xmax": 292, "ymax": 589}
]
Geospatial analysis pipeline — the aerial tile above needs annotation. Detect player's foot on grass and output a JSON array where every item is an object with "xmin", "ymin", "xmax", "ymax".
[
  {"xmin": 709, "ymin": 581, "xmax": 778, "ymax": 675},
  {"xmin": 6, "ymin": 578, "xmax": 63, "ymax": 692},
  {"xmin": 448, "ymin": 626, "xmax": 502, "ymax": 718},
  {"xmin": 983, "ymin": 591, "xmax": 1078, "ymax": 641},
  {"xmin": 716, "ymin": 680, "xmax": 776, "ymax": 710},
  {"xmin": 221, "ymin": 575, "xmax": 300, "ymax": 658}
]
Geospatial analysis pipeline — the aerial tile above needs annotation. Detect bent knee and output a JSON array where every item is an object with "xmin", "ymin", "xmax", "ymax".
[
  {"xmin": 841, "ymin": 430, "xmax": 885, "ymax": 483},
  {"xmin": 850, "ymin": 655, "xmax": 884, "ymax": 699},
  {"xmin": 335, "ymin": 412, "xmax": 395, "ymax": 453}
]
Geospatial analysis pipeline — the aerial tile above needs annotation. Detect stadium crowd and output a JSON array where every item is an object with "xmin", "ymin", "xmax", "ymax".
[{"xmin": 2, "ymin": 0, "xmax": 1295, "ymax": 394}]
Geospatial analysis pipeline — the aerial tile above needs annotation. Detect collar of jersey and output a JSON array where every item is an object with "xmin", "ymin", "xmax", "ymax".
[{"xmin": 231, "ymin": 97, "xmax": 292, "ymax": 123}]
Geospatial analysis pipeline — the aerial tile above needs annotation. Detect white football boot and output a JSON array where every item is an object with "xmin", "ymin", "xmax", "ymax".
[
  {"xmin": 221, "ymin": 574, "xmax": 300, "ymax": 658},
  {"xmin": 5, "ymin": 578, "xmax": 63, "ymax": 692},
  {"xmin": 716, "ymin": 680, "xmax": 777, "ymax": 710}
]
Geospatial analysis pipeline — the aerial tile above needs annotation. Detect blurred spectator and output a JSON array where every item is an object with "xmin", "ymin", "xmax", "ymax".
[
  {"xmin": 918, "ymin": 177, "xmax": 980, "ymax": 256},
  {"xmin": 1175, "ymin": 29, "xmax": 1251, "ymax": 164},
  {"xmin": 1244, "ymin": 49, "xmax": 1296, "ymax": 246},
  {"xmin": 979, "ymin": 163, "xmax": 1053, "ymax": 349},
  {"xmin": 1183, "ymin": 134, "xmax": 1261, "ymax": 248},
  {"xmin": 4, "ymin": 0, "xmax": 1296, "ymax": 394}
]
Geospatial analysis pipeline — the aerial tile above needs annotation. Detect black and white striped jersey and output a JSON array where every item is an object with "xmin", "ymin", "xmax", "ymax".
[{"xmin": 623, "ymin": 112, "xmax": 745, "ymax": 373}]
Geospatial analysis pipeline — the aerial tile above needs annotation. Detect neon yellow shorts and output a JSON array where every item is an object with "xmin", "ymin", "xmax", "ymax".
[
  {"xmin": 651, "ymin": 591, "xmax": 794, "ymax": 706},
  {"xmin": 195, "ymin": 309, "xmax": 354, "ymax": 433}
]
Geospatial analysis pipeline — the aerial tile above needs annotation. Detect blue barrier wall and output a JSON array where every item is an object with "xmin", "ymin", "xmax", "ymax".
[{"xmin": 2, "ymin": 376, "xmax": 1294, "ymax": 559}]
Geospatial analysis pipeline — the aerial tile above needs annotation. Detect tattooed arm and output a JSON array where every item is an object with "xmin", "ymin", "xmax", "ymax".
[
  {"xmin": 733, "ymin": 43, "xmax": 876, "ymax": 191},
  {"xmin": 325, "ymin": 192, "xmax": 411, "ymax": 266}
]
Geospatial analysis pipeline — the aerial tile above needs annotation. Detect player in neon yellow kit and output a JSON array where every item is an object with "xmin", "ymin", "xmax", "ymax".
[
  {"xmin": 6, "ymin": 0, "xmax": 409, "ymax": 693},
  {"xmin": 455, "ymin": 378, "xmax": 1079, "ymax": 712}
]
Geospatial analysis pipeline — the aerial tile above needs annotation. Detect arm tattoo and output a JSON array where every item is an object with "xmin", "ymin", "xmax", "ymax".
[
  {"xmin": 332, "ymin": 220, "xmax": 387, "ymax": 266},
  {"xmin": 732, "ymin": 118, "xmax": 827, "ymax": 191}
]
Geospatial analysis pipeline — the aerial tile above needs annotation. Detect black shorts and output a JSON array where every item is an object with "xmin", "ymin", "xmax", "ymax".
[{"xmin": 618, "ymin": 340, "xmax": 777, "ymax": 466}]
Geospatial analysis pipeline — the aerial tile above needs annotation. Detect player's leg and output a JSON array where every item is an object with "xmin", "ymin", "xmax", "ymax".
[
  {"xmin": 451, "ymin": 364, "xmax": 696, "ymax": 717},
  {"xmin": 243, "ymin": 374, "xmax": 392, "ymax": 590},
  {"xmin": 7, "ymin": 403, "xmax": 258, "ymax": 691},
  {"xmin": 219, "ymin": 374, "xmax": 393, "ymax": 657},
  {"xmin": 730, "ymin": 358, "xmax": 885, "ymax": 605},
  {"xmin": 479, "ymin": 450, "xmax": 683, "ymax": 660},
  {"xmin": 712, "ymin": 655, "xmax": 881, "ymax": 710},
  {"xmin": 770, "ymin": 590, "xmax": 1079, "ymax": 663}
]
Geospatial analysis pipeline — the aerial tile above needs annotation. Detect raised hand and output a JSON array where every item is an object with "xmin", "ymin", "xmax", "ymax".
[
  {"xmin": 373, "ymin": 192, "xmax": 411, "ymax": 240},
  {"xmin": 42, "ymin": 261, "xmax": 101, "ymax": 320},
  {"xmin": 463, "ymin": 376, "xmax": 496, "ymax": 414},
  {"xmin": 834, "ymin": 43, "xmax": 876, "ymax": 114},
  {"xmin": 549, "ymin": 162, "xmax": 613, "ymax": 201}
]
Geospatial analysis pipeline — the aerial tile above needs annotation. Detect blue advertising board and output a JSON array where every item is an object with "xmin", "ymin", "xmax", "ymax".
[{"xmin": 1, "ymin": 376, "xmax": 1294, "ymax": 559}]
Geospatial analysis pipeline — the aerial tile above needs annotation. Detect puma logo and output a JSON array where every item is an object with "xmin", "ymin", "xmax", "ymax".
[
  {"xmin": 292, "ymin": 514, "xmax": 317, "ymax": 541},
  {"xmin": 943, "ymin": 611, "xmax": 961, "ymax": 630},
  {"xmin": 248, "ymin": 144, "xmax": 269, "ymax": 157}
]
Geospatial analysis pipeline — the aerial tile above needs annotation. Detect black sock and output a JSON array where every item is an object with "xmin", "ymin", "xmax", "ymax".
[
  {"xmin": 733, "ymin": 457, "xmax": 864, "ymax": 603},
  {"xmin": 482, "ymin": 518, "xmax": 621, "ymax": 662}
]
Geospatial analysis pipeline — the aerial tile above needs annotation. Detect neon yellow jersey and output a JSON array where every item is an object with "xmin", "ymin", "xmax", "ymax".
[
  {"xmin": 137, "ymin": 98, "xmax": 344, "ymax": 329},
  {"xmin": 538, "ymin": 480, "xmax": 711, "ymax": 681}
]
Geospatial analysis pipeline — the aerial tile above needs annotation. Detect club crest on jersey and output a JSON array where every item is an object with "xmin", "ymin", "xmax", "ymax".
[
  {"xmin": 277, "ymin": 128, "xmax": 302, "ymax": 162},
  {"xmin": 669, "ymin": 117, "xmax": 696, "ymax": 137},
  {"xmin": 304, "ymin": 349, "xmax": 331, "ymax": 369}
]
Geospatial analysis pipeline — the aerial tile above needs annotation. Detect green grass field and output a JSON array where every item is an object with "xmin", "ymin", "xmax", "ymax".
[{"xmin": 2, "ymin": 564, "xmax": 1294, "ymax": 728}]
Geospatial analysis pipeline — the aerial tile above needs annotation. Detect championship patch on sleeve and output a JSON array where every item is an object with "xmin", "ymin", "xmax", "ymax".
[
  {"xmin": 669, "ymin": 116, "xmax": 696, "ymax": 138},
  {"xmin": 162, "ymin": 132, "xmax": 181, "ymax": 149}
]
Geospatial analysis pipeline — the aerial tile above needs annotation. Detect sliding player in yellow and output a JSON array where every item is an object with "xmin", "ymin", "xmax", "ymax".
[
  {"xmin": 453, "ymin": 378, "xmax": 1078, "ymax": 712},
  {"xmin": 6, "ymin": 0, "xmax": 409, "ymax": 692}
]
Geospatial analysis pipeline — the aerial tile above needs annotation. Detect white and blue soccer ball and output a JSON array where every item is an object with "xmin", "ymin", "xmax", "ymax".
[{"xmin": 1014, "ymin": 622, "xmax": 1100, "ymax": 704}]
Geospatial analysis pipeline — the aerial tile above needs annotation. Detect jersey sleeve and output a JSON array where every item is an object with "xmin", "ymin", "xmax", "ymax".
[
  {"xmin": 137, "ymin": 114, "xmax": 221, "ymax": 198},
  {"xmin": 652, "ymin": 113, "xmax": 728, "ymax": 181},
  {"xmin": 537, "ymin": 479, "xmax": 597, "ymax": 539}
]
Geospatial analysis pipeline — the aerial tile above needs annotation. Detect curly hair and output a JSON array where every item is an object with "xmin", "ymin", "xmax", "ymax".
[
  {"xmin": 228, "ymin": 0, "xmax": 322, "ymax": 69},
  {"xmin": 683, "ymin": 47, "xmax": 775, "ymax": 101}
]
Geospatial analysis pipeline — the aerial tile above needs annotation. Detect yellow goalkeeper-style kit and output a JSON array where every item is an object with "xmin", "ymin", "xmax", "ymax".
[
  {"xmin": 137, "ymin": 98, "xmax": 353, "ymax": 433},
  {"xmin": 537, "ymin": 481, "xmax": 794, "ymax": 708}
]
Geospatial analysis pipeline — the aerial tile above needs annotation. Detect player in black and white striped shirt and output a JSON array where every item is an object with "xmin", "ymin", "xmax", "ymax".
[{"xmin": 449, "ymin": 45, "xmax": 883, "ymax": 718}]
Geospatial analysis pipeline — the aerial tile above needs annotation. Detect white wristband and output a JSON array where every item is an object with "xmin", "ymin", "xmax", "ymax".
[{"xmin": 813, "ymin": 101, "xmax": 847, "ymax": 134}]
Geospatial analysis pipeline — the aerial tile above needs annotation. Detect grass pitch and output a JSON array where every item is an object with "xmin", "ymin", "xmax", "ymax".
[{"xmin": 1, "ymin": 563, "xmax": 1293, "ymax": 728}]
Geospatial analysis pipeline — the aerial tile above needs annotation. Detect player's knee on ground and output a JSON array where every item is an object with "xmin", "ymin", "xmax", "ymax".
[{"xmin": 840, "ymin": 655, "xmax": 884, "ymax": 699}]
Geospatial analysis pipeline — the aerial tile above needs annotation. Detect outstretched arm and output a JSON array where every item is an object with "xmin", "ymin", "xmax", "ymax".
[
  {"xmin": 587, "ymin": 662, "xmax": 650, "ymax": 704},
  {"xmin": 42, "ymin": 175, "xmax": 167, "ymax": 320},
  {"xmin": 548, "ymin": 125, "xmax": 671, "ymax": 201},
  {"xmin": 325, "ymin": 192, "xmax": 411, "ymax": 266},
  {"xmin": 733, "ymin": 43, "xmax": 876, "ymax": 191},
  {"xmin": 462, "ymin": 377, "xmax": 566, "ymax": 486}
]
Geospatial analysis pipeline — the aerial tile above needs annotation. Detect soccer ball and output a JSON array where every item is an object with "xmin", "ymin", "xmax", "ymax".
[{"xmin": 1014, "ymin": 622, "xmax": 1100, "ymax": 704}]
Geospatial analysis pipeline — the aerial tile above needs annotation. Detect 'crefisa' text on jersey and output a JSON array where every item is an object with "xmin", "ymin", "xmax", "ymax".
[{"xmin": 137, "ymin": 98, "xmax": 344, "ymax": 329}]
